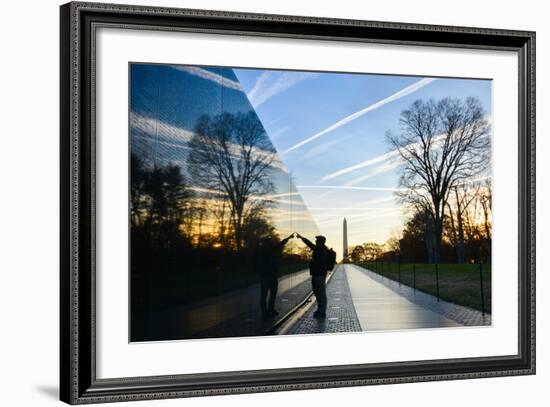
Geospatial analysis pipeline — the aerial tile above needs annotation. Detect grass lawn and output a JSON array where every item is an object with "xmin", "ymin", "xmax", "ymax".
[{"xmin": 356, "ymin": 262, "xmax": 491, "ymax": 313}]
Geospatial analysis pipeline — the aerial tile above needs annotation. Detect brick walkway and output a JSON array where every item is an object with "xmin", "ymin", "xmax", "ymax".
[
  {"xmin": 287, "ymin": 266, "xmax": 362, "ymax": 335},
  {"xmin": 354, "ymin": 265, "xmax": 491, "ymax": 326}
]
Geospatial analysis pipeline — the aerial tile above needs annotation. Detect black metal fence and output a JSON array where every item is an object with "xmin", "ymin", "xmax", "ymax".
[{"xmin": 359, "ymin": 261, "xmax": 491, "ymax": 314}]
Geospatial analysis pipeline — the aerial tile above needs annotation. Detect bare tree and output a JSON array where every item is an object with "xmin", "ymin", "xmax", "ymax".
[
  {"xmin": 351, "ymin": 245, "xmax": 366, "ymax": 263},
  {"xmin": 384, "ymin": 230, "xmax": 402, "ymax": 261},
  {"xmin": 187, "ymin": 112, "xmax": 275, "ymax": 250},
  {"xmin": 446, "ymin": 184, "xmax": 479, "ymax": 263},
  {"xmin": 388, "ymin": 97, "xmax": 490, "ymax": 263},
  {"xmin": 363, "ymin": 242, "xmax": 384, "ymax": 261},
  {"xmin": 402, "ymin": 208, "xmax": 435, "ymax": 263},
  {"xmin": 130, "ymin": 153, "xmax": 148, "ymax": 228},
  {"xmin": 130, "ymin": 154, "xmax": 193, "ymax": 246},
  {"xmin": 478, "ymin": 178, "xmax": 492, "ymax": 240}
]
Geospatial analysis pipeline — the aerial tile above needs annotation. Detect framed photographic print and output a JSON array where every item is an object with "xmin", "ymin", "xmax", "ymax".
[{"xmin": 60, "ymin": 1, "xmax": 535, "ymax": 404}]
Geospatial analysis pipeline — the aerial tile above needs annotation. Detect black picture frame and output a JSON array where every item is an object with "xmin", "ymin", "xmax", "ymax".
[{"xmin": 60, "ymin": 1, "xmax": 536, "ymax": 404}]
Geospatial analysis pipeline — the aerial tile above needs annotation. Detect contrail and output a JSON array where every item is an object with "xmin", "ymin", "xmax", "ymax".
[
  {"xmin": 322, "ymin": 150, "xmax": 399, "ymax": 182},
  {"xmin": 321, "ymin": 130, "xmax": 450, "ymax": 182},
  {"xmin": 284, "ymin": 78, "xmax": 437, "ymax": 154},
  {"xmin": 247, "ymin": 71, "xmax": 319, "ymax": 108},
  {"xmin": 171, "ymin": 66, "xmax": 242, "ymax": 91},
  {"xmin": 297, "ymin": 185, "xmax": 405, "ymax": 192}
]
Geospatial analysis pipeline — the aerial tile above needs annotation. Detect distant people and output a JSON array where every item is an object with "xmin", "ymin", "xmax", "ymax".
[
  {"xmin": 254, "ymin": 234, "xmax": 294, "ymax": 318},
  {"xmin": 296, "ymin": 234, "xmax": 336, "ymax": 318}
]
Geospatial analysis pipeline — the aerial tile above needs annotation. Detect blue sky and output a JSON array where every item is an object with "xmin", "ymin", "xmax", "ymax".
[
  {"xmin": 234, "ymin": 68, "xmax": 492, "ymax": 254},
  {"xmin": 130, "ymin": 63, "xmax": 491, "ymax": 259}
]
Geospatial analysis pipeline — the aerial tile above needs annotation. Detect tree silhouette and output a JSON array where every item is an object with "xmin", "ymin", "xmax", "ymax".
[
  {"xmin": 351, "ymin": 245, "xmax": 366, "ymax": 262},
  {"xmin": 478, "ymin": 179, "xmax": 492, "ymax": 260},
  {"xmin": 187, "ymin": 112, "xmax": 276, "ymax": 250},
  {"xmin": 388, "ymin": 97, "xmax": 490, "ymax": 263},
  {"xmin": 362, "ymin": 242, "xmax": 384, "ymax": 261},
  {"xmin": 446, "ymin": 184, "xmax": 478, "ymax": 263},
  {"xmin": 400, "ymin": 208, "xmax": 436, "ymax": 263},
  {"xmin": 130, "ymin": 154, "xmax": 148, "ymax": 228},
  {"xmin": 130, "ymin": 153, "xmax": 191, "ymax": 247}
]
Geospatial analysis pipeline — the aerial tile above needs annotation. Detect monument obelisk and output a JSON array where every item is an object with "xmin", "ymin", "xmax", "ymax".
[{"xmin": 343, "ymin": 218, "xmax": 349, "ymax": 263}]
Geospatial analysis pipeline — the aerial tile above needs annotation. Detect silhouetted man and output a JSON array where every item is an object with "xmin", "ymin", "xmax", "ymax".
[
  {"xmin": 296, "ymin": 234, "xmax": 331, "ymax": 318},
  {"xmin": 254, "ymin": 234, "xmax": 293, "ymax": 318}
]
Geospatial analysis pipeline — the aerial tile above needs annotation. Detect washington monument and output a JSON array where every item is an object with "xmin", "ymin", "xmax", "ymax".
[{"xmin": 343, "ymin": 218, "xmax": 349, "ymax": 263}]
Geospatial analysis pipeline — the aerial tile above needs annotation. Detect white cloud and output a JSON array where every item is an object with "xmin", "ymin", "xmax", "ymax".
[
  {"xmin": 264, "ymin": 191, "xmax": 301, "ymax": 199},
  {"xmin": 187, "ymin": 188, "xmax": 307, "ymax": 208},
  {"xmin": 130, "ymin": 112, "xmax": 287, "ymax": 172},
  {"xmin": 322, "ymin": 150, "xmax": 400, "ymax": 182},
  {"xmin": 247, "ymin": 71, "xmax": 319, "ymax": 108},
  {"xmin": 284, "ymin": 78, "xmax": 437, "ymax": 154},
  {"xmin": 171, "ymin": 66, "xmax": 242, "ymax": 91},
  {"xmin": 314, "ymin": 210, "xmax": 403, "ymax": 226},
  {"xmin": 456, "ymin": 175, "xmax": 492, "ymax": 186},
  {"xmin": 344, "ymin": 160, "xmax": 401, "ymax": 186},
  {"xmin": 307, "ymin": 206, "xmax": 401, "ymax": 211},
  {"xmin": 296, "ymin": 185, "xmax": 405, "ymax": 192},
  {"xmin": 357, "ymin": 195, "xmax": 396, "ymax": 207},
  {"xmin": 301, "ymin": 133, "xmax": 356, "ymax": 161},
  {"xmin": 268, "ymin": 126, "xmax": 289, "ymax": 142},
  {"xmin": 130, "ymin": 111, "xmax": 195, "ymax": 143},
  {"xmin": 321, "ymin": 129, "xmax": 454, "ymax": 183}
]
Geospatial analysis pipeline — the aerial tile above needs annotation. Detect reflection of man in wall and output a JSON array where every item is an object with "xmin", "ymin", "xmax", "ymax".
[
  {"xmin": 296, "ymin": 234, "xmax": 330, "ymax": 318},
  {"xmin": 254, "ymin": 234, "xmax": 294, "ymax": 318}
]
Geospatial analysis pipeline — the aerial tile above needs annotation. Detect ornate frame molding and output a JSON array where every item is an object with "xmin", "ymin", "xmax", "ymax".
[{"xmin": 60, "ymin": 2, "xmax": 535, "ymax": 404}]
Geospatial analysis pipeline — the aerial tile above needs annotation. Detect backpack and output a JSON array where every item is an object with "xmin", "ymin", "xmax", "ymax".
[{"xmin": 326, "ymin": 248, "xmax": 337, "ymax": 271}]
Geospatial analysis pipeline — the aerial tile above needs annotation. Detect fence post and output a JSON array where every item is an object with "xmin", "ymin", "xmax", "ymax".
[
  {"xmin": 435, "ymin": 262, "xmax": 440, "ymax": 301},
  {"xmin": 398, "ymin": 259, "xmax": 401, "ymax": 284},
  {"xmin": 413, "ymin": 263, "xmax": 416, "ymax": 290},
  {"xmin": 479, "ymin": 262, "xmax": 486, "ymax": 315}
]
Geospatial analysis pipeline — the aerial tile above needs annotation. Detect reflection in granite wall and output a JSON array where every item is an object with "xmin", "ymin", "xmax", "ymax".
[{"xmin": 129, "ymin": 63, "xmax": 320, "ymax": 341}]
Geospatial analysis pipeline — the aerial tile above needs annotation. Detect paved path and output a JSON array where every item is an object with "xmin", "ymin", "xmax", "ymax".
[
  {"xmin": 346, "ymin": 265, "xmax": 459, "ymax": 330},
  {"xmin": 287, "ymin": 264, "xmax": 492, "ymax": 334},
  {"xmin": 355, "ymin": 266, "xmax": 491, "ymax": 326}
]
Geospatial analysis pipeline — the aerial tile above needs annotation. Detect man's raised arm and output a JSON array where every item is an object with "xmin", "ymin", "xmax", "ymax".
[
  {"xmin": 276, "ymin": 234, "xmax": 294, "ymax": 250},
  {"xmin": 297, "ymin": 234, "xmax": 315, "ymax": 250}
]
